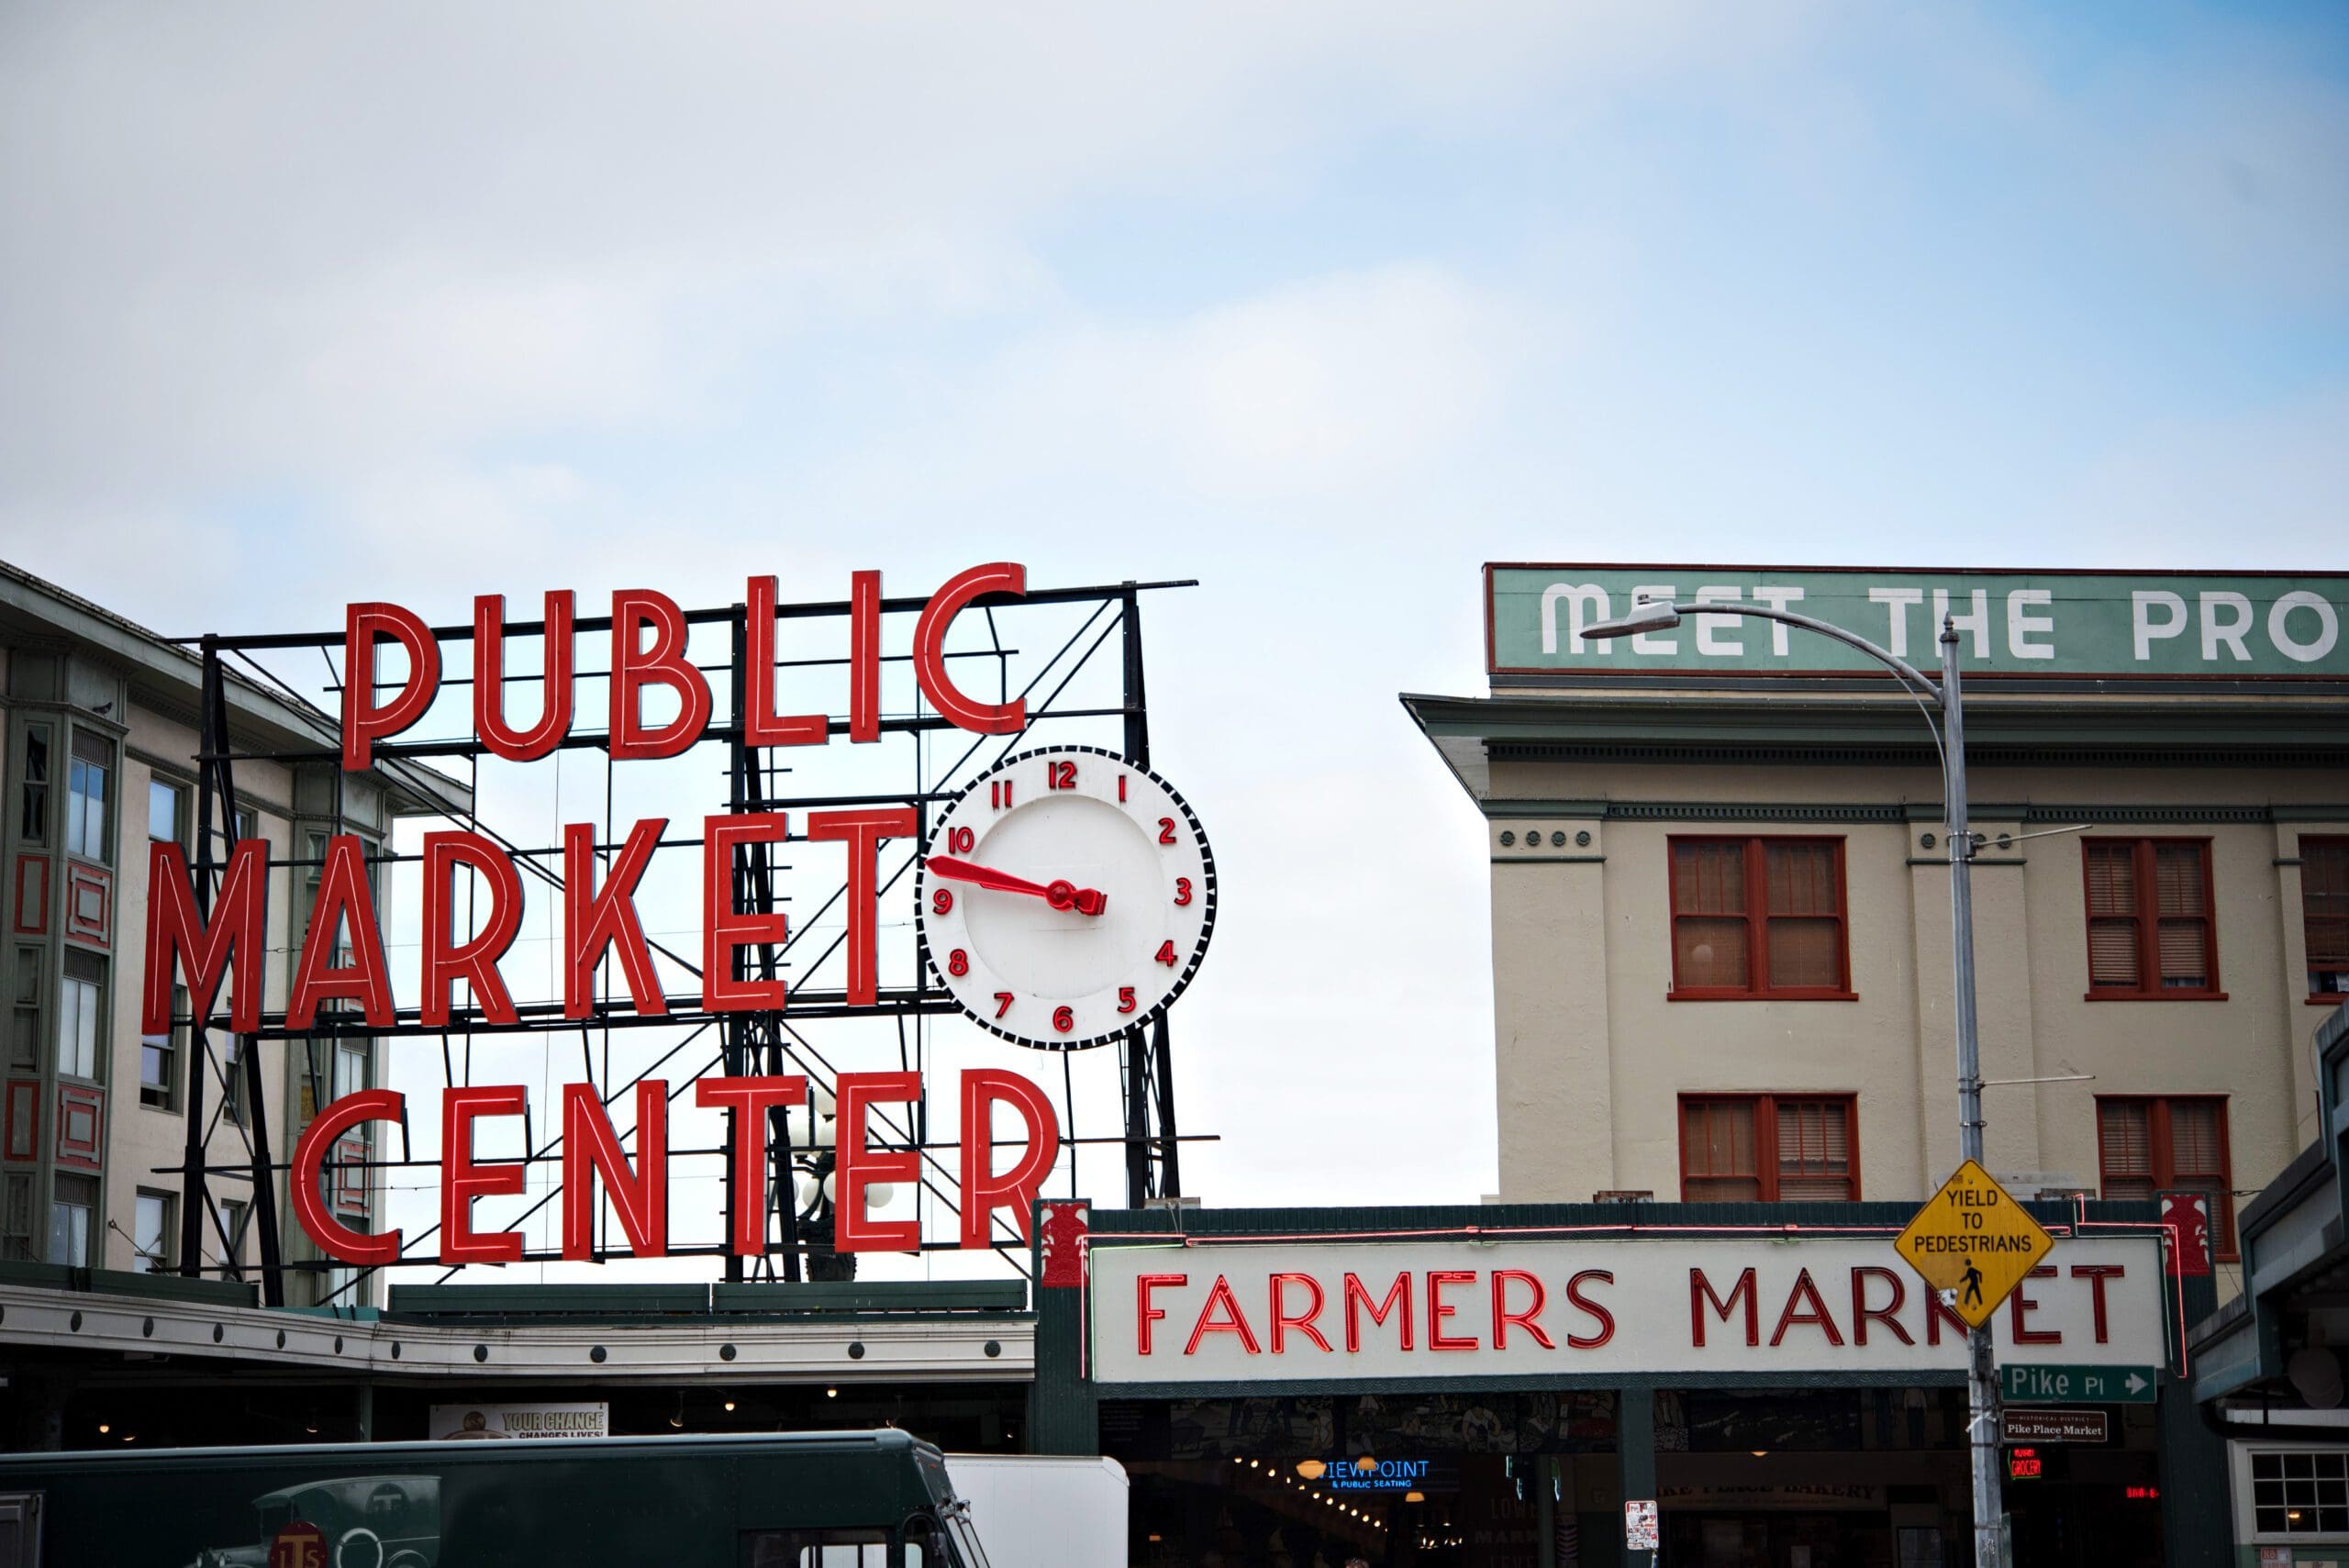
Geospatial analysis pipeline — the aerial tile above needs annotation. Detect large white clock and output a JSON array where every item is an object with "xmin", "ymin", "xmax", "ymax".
[{"xmin": 916, "ymin": 745, "xmax": 1216, "ymax": 1050}]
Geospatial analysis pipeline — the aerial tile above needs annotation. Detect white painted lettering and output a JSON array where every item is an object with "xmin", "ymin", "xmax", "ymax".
[
  {"xmin": 1933, "ymin": 589, "xmax": 1990, "ymax": 660},
  {"xmin": 2006, "ymin": 590, "xmax": 2055, "ymax": 661},
  {"xmin": 1693, "ymin": 586, "xmax": 1743, "ymax": 657},
  {"xmin": 1869, "ymin": 588, "xmax": 1923, "ymax": 658},
  {"xmin": 2199, "ymin": 592, "xmax": 2254, "ymax": 662},
  {"xmin": 1542, "ymin": 584, "xmax": 1613, "ymax": 656},
  {"xmin": 2269, "ymin": 590, "xmax": 2340, "ymax": 664},
  {"xmin": 2132, "ymin": 591, "xmax": 2188, "ymax": 661},
  {"xmin": 1629, "ymin": 584, "xmax": 1677, "ymax": 655}
]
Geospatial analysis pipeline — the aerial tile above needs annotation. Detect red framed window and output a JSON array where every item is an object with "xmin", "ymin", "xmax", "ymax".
[
  {"xmin": 1668, "ymin": 837, "xmax": 1853, "ymax": 999},
  {"xmin": 2081, "ymin": 838, "xmax": 2223, "ymax": 999},
  {"xmin": 2304, "ymin": 838, "xmax": 2349, "ymax": 1002},
  {"xmin": 1680, "ymin": 1095, "xmax": 1859, "ymax": 1202},
  {"xmin": 2097, "ymin": 1095, "xmax": 2236, "ymax": 1261}
]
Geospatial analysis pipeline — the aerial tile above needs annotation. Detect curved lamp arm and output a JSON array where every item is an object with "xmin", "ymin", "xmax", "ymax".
[{"xmin": 1581, "ymin": 598, "xmax": 1943, "ymax": 701}]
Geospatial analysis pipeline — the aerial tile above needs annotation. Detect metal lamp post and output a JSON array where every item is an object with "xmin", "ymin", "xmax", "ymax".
[{"xmin": 1581, "ymin": 597, "xmax": 2001, "ymax": 1568}]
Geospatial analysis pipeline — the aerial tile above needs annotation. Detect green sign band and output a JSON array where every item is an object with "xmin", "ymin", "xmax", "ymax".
[{"xmin": 1488, "ymin": 566, "xmax": 2348, "ymax": 680}]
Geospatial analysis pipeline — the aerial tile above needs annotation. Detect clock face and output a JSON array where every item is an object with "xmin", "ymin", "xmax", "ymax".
[{"xmin": 917, "ymin": 746, "xmax": 1216, "ymax": 1050}]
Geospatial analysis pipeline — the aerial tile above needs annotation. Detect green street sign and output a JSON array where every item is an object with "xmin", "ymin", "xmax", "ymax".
[{"xmin": 2001, "ymin": 1363, "xmax": 2158, "ymax": 1405}]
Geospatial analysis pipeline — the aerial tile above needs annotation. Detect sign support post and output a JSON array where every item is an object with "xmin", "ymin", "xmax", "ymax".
[
  {"xmin": 1941, "ymin": 623, "xmax": 2006, "ymax": 1568},
  {"xmin": 1582, "ymin": 596, "xmax": 2006, "ymax": 1565}
]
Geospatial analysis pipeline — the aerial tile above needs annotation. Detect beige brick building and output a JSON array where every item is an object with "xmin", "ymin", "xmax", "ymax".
[
  {"xmin": 0, "ymin": 563, "xmax": 464, "ymax": 1304},
  {"xmin": 1408, "ymin": 565, "xmax": 2349, "ymax": 1287}
]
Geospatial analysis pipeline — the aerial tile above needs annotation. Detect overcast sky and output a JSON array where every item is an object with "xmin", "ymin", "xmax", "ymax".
[{"xmin": 4, "ymin": 4, "xmax": 2344, "ymax": 1279}]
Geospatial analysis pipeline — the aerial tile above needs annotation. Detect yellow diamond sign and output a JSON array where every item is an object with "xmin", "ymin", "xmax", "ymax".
[{"xmin": 1894, "ymin": 1159, "xmax": 2054, "ymax": 1329}]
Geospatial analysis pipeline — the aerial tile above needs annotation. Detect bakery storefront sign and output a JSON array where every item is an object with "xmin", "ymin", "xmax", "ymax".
[{"xmin": 1089, "ymin": 1236, "xmax": 2163, "ymax": 1384}]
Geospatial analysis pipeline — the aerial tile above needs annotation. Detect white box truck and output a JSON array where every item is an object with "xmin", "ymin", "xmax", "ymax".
[{"xmin": 947, "ymin": 1453, "xmax": 1130, "ymax": 1567}]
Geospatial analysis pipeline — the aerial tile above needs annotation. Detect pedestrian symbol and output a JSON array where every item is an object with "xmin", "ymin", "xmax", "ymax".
[{"xmin": 1894, "ymin": 1159, "xmax": 2054, "ymax": 1329}]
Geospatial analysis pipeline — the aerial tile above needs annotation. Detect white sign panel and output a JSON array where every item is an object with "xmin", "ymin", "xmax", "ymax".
[
  {"xmin": 1088, "ymin": 1237, "xmax": 2162, "ymax": 1385},
  {"xmin": 429, "ymin": 1401, "xmax": 610, "ymax": 1440}
]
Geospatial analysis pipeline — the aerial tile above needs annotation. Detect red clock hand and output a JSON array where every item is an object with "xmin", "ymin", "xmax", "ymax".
[{"xmin": 927, "ymin": 855, "xmax": 1108, "ymax": 917}]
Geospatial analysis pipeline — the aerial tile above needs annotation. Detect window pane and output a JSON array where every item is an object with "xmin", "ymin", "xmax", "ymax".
[
  {"xmin": 1767, "ymin": 917, "xmax": 1841, "ymax": 989},
  {"xmin": 149, "ymin": 779, "xmax": 184, "ymax": 844},
  {"xmin": 134, "ymin": 1192, "xmax": 168, "ymax": 1273},
  {"xmin": 50, "ymin": 1173, "xmax": 95, "ymax": 1267},
  {"xmin": 1674, "ymin": 841, "xmax": 1746, "ymax": 916},
  {"xmin": 1776, "ymin": 1101, "xmax": 1854, "ymax": 1201},
  {"xmin": 2153, "ymin": 843, "xmax": 2207, "ymax": 916},
  {"xmin": 2099, "ymin": 1100, "xmax": 2154, "ymax": 1202},
  {"xmin": 2156, "ymin": 918, "xmax": 2209, "ymax": 987},
  {"xmin": 1764, "ymin": 842, "xmax": 1838, "ymax": 916},
  {"xmin": 2087, "ymin": 920, "xmax": 2141, "ymax": 988},
  {"xmin": 1683, "ymin": 1099, "xmax": 1757, "ymax": 1180},
  {"xmin": 18, "ymin": 728, "xmax": 49, "ymax": 844},
  {"xmin": 2304, "ymin": 840, "xmax": 2349, "ymax": 994},
  {"xmin": 1675, "ymin": 917, "xmax": 1749, "ymax": 988},
  {"xmin": 2085, "ymin": 842, "xmax": 2137, "ymax": 916}
]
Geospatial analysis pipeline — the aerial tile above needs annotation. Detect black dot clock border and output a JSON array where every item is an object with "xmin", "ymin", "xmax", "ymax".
[{"xmin": 915, "ymin": 744, "xmax": 1218, "ymax": 1051}]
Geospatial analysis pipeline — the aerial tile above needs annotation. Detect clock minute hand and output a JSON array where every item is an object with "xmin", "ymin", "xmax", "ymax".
[{"xmin": 926, "ymin": 855, "xmax": 1108, "ymax": 917}]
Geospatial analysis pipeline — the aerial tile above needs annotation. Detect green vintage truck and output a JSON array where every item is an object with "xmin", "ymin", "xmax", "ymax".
[{"xmin": 0, "ymin": 1428, "xmax": 989, "ymax": 1567}]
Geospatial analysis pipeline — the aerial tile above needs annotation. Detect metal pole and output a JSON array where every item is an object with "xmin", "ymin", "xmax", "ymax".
[{"xmin": 1941, "ymin": 619, "xmax": 2001, "ymax": 1568}]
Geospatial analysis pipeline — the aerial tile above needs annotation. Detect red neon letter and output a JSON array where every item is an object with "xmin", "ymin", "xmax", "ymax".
[
  {"xmin": 1343, "ymin": 1272, "xmax": 1414, "ymax": 1351},
  {"xmin": 1566, "ymin": 1269, "xmax": 1616, "ymax": 1349},
  {"xmin": 2009, "ymin": 1264, "xmax": 2062, "ymax": 1344},
  {"xmin": 1852, "ymin": 1266, "xmax": 1913, "ymax": 1347},
  {"xmin": 835, "ymin": 1071, "xmax": 920, "ymax": 1252},
  {"xmin": 440, "ymin": 1085, "xmax": 527, "ymax": 1265},
  {"xmin": 288, "ymin": 835, "xmax": 395, "ymax": 1029},
  {"xmin": 959, "ymin": 1068, "xmax": 1059, "ymax": 1250},
  {"xmin": 562, "ymin": 1081, "xmax": 668, "ymax": 1261},
  {"xmin": 806, "ymin": 807, "xmax": 918, "ymax": 1006},
  {"xmin": 1138, "ymin": 1273, "xmax": 1187, "ymax": 1355},
  {"xmin": 696, "ymin": 1075, "xmax": 807, "ymax": 1256},
  {"xmin": 343, "ymin": 602, "xmax": 440, "ymax": 772},
  {"xmin": 702, "ymin": 813, "xmax": 789, "ymax": 1013},
  {"xmin": 142, "ymin": 839, "xmax": 267, "ymax": 1036},
  {"xmin": 290, "ymin": 1088, "xmax": 403, "ymax": 1266},
  {"xmin": 1690, "ymin": 1267, "xmax": 1759, "ymax": 1348},
  {"xmin": 564, "ymin": 818, "xmax": 668, "ymax": 1018},
  {"xmin": 850, "ymin": 569, "xmax": 882, "ymax": 743},
  {"xmin": 913, "ymin": 562, "xmax": 1027, "ymax": 735},
  {"xmin": 1428, "ymin": 1270, "xmax": 1479, "ymax": 1351},
  {"xmin": 742, "ymin": 576, "xmax": 829, "ymax": 747},
  {"xmin": 420, "ymin": 831, "xmax": 523, "ymax": 1027},
  {"xmin": 1769, "ymin": 1267, "xmax": 1846, "ymax": 1348},
  {"xmin": 608, "ymin": 589, "xmax": 712, "ymax": 759},
  {"xmin": 2071, "ymin": 1263, "xmax": 2123, "ymax": 1343},
  {"xmin": 473, "ymin": 591, "xmax": 574, "ymax": 761},
  {"xmin": 1492, "ymin": 1270, "xmax": 1555, "ymax": 1351},
  {"xmin": 1271, "ymin": 1273, "xmax": 1333, "ymax": 1353},
  {"xmin": 1186, "ymin": 1275, "xmax": 1263, "ymax": 1355}
]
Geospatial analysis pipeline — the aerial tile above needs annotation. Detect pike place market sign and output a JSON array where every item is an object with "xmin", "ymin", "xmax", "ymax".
[
  {"xmin": 1486, "ymin": 565, "xmax": 2349, "ymax": 680},
  {"xmin": 1087, "ymin": 1237, "xmax": 2165, "ymax": 1384}
]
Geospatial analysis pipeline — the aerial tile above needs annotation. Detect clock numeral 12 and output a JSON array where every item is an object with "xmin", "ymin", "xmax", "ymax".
[{"xmin": 1046, "ymin": 760, "xmax": 1077, "ymax": 790}]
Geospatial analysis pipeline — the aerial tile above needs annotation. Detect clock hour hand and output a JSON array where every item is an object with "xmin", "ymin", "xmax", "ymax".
[{"xmin": 926, "ymin": 855, "xmax": 1108, "ymax": 917}]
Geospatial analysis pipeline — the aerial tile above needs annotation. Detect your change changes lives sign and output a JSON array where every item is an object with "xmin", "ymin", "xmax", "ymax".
[
  {"xmin": 1089, "ymin": 1237, "xmax": 2164, "ymax": 1385},
  {"xmin": 1486, "ymin": 565, "xmax": 2348, "ymax": 680}
]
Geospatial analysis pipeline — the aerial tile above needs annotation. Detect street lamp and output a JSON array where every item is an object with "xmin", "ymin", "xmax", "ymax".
[{"xmin": 1580, "ymin": 595, "xmax": 2001, "ymax": 1568}]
